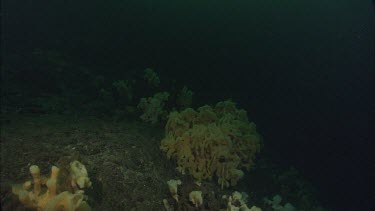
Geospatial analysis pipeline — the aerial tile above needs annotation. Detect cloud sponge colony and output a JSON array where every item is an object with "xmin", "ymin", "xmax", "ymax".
[{"xmin": 161, "ymin": 100, "xmax": 262, "ymax": 189}]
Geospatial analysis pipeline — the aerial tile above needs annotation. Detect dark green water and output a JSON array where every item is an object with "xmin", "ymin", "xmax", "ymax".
[{"xmin": 3, "ymin": 0, "xmax": 374, "ymax": 210}]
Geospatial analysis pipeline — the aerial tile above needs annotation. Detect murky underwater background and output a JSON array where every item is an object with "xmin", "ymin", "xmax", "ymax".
[{"xmin": 2, "ymin": 0, "xmax": 374, "ymax": 210}]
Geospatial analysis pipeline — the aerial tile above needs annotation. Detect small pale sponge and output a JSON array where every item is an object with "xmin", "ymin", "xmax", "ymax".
[
  {"xmin": 166, "ymin": 179, "xmax": 182, "ymax": 202},
  {"xmin": 70, "ymin": 160, "xmax": 92, "ymax": 193},
  {"xmin": 189, "ymin": 191, "xmax": 203, "ymax": 207}
]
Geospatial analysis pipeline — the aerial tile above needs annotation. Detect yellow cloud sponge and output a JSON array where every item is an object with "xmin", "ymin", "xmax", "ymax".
[
  {"xmin": 161, "ymin": 100, "xmax": 261, "ymax": 189},
  {"xmin": 12, "ymin": 161, "xmax": 92, "ymax": 211}
]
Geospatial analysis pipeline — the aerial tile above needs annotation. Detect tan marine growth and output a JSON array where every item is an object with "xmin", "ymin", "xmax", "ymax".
[{"xmin": 161, "ymin": 100, "xmax": 261, "ymax": 189}]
